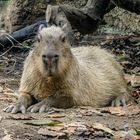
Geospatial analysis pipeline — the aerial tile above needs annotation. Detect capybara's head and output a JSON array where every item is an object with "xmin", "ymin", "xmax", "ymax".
[{"xmin": 36, "ymin": 25, "xmax": 73, "ymax": 77}]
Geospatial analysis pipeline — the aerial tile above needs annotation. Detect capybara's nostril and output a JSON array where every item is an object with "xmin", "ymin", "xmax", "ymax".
[
  {"xmin": 42, "ymin": 54, "xmax": 47, "ymax": 58},
  {"xmin": 54, "ymin": 54, "xmax": 59, "ymax": 60},
  {"xmin": 42, "ymin": 53, "xmax": 59, "ymax": 65},
  {"xmin": 45, "ymin": 53, "xmax": 59, "ymax": 60}
]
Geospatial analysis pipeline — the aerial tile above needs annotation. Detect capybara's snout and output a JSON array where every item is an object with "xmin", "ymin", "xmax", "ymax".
[{"xmin": 42, "ymin": 52, "xmax": 59, "ymax": 70}]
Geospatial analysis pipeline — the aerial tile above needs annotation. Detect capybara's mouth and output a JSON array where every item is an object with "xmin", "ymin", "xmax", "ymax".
[{"xmin": 43, "ymin": 60, "xmax": 58, "ymax": 76}]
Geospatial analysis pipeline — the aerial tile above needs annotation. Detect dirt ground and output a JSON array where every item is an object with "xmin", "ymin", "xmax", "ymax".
[{"xmin": 0, "ymin": 35, "xmax": 140, "ymax": 140}]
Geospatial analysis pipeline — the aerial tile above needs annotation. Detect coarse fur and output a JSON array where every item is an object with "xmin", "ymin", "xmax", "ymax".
[
  {"xmin": 4, "ymin": 26, "xmax": 129, "ymax": 114},
  {"xmin": 19, "ymin": 26, "xmax": 128, "ymax": 107}
]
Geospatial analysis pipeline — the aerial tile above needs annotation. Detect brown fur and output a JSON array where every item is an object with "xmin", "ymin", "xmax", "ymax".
[{"xmin": 19, "ymin": 26, "xmax": 128, "ymax": 107}]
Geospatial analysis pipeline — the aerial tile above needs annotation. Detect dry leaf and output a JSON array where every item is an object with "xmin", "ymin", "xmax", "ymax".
[
  {"xmin": 80, "ymin": 110, "xmax": 93, "ymax": 116},
  {"xmin": 100, "ymin": 107, "xmax": 125, "ymax": 116},
  {"xmin": 46, "ymin": 126, "xmax": 64, "ymax": 131},
  {"xmin": 7, "ymin": 114, "xmax": 35, "ymax": 120},
  {"xmin": 125, "ymin": 74, "xmax": 140, "ymax": 87},
  {"xmin": 108, "ymin": 107, "xmax": 126, "ymax": 116},
  {"xmin": 100, "ymin": 105, "xmax": 140, "ymax": 116},
  {"xmin": 38, "ymin": 128, "xmax": 65, "ymax": 137},
  {"xmin": 45, "ymin": 113, "xmax": 65, "ymax": 118},
  {"xmin": 25, "ymin": 119, "xmax": 63, "ymax": 126},
  {"xmin": 93, "ymin": 123, "xmax": 114, "ymax": 135},
  {"xmin": 63, "ymin": 126, "xmax": 77, "ymax": 134}
]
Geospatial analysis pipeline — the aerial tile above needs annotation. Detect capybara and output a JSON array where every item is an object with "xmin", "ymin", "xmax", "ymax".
[{"xmin": 4, "ymin": 26, "xmax": 129, "ymax": 113}]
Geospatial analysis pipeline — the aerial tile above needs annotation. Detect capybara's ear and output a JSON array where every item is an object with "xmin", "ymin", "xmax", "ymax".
[
  {"xmin": 61, "ymin": 23, "xmax": 68, "ymax": 31},
  {"xmin": 46, "ymin": 5, "xmax": 52, "ymax": 23},
  {"xmin": 38, "ymin": 24, "xmax": 45, "ymax": 32}
]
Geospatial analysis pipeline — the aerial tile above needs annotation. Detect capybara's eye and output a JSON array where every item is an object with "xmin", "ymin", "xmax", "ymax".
[{"xmin": 58, "ymin": 21, "xmax": 64, "ymax": 27}]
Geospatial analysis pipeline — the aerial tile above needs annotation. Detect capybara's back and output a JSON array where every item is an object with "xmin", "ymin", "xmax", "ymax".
[{"xmin": 71, "ymin": 46, "xmax": 128, "ymax": 107}]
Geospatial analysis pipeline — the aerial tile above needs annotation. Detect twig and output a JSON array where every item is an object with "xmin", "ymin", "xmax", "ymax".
[
  {"xmin": 0, "ymin": 46, "xmax": 13, "ymax": 57},
  {"xmin": 0, "ymin": 35, "xmax": 15, "ymax": 57},
  {"xmin": 6, "ymin": 33, "xmax": 25, "ymax": 47},
  {"xmin": 6, "ymin": 59, "xmax": 17, "ymax": 74}
]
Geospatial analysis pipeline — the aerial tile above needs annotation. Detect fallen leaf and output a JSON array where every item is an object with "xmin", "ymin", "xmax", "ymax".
[
  {"xmin": 46, "ymin": 126, "xmax": 64, "ymax": 131},
  {"xmin": 126, "ymin": 106, "xmax": 140, "ymax": 115},
  {"xmin": 99, "ymin": 105, "xmax": 140, "ymax": 116},
  {"xmin": 7, "ymin": 114, "xmax": 35, "ymax": 120},
  {"xmin": 38, "ymin": 128, "xmax": 65, "ymax": 137},
  {"xmin": 125, "ymin": 75, "xmax": 140, "ymax": 88},
  {"xmin": 79, "ymin": 107, "xmax": 106, "ymax": 116},
  {"xmin": 113, "ymin": 135, "xmax": 138, "ymax": 140},
  {"xmin": 80, "ymin": 110, "xmax": 93, "ymax": 116},
  {"xmin": 63, "ymin": 126, "xmax": 77, "ymax": 134},
  {"xmin": 25, "ymin": 119, "xmax": 63, "ymax": 126},
  {"xmin": 108, "ymin": 107, "xmax": 126, "ymax": 116},
  {"xmin": 45, "ymin": 113, "xmax": 65, "ymax": 118},
  {"xmin": 100, "ymin": 107, "xmax": 125, "ymax": 116},
  {"xmin": 134, "ymin": 128, "xmax": 140, "ymax": 135},
  {"xmin": 92, "ymin": 123, "xmax": 114, "ymax": 135},
  {"xmin": 47, "ymin": 120, "xmax": 63, "ymax": 126},
  {"xmin": 64, "ymin": 122, "xmax": 87, "ymax": 134}
]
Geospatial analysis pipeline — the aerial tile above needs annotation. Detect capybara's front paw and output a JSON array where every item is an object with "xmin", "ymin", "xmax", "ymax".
[
  {"xmin": 27, "ymin": 100, "xmax": 48, "ymax": 113},
  {"xmin": 111, "ymin": 95, "xmax": 128, "ymax": 107},
  {"xmin": 3, "ymin": 102, "xmax": 27, "ymax": 114}
]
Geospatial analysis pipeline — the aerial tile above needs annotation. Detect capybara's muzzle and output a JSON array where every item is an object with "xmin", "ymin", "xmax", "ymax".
[{"xmin": 42, "ymin": 52, "xmax": 59, "ymax": 73}]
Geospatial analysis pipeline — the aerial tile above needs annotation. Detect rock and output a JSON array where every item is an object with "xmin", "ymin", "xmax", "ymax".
[{"xmin": 104, "ymin": 7, "xmax": 140, "ymax": 33}]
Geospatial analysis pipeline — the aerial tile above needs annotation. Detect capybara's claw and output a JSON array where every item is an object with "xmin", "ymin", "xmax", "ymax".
[
  {"xmin": 111, "ymin": 95, "xmax": 127, "ymax": 107},
  {"xmin": 27, "ymin": 101, "xmax": 47, "ymax": 113},
  {"xmin": 3, "ymin": 103, "xmax": 27, "ymax": 114},
  {"xmin": 27, "ymin": 99, "xmax": 48, "ymax": 113}
]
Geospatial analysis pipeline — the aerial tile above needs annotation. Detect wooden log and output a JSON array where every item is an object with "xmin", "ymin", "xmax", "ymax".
[{"xmin": 0, "ymin": 20, "xmax": 47, "ymax": 49}]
